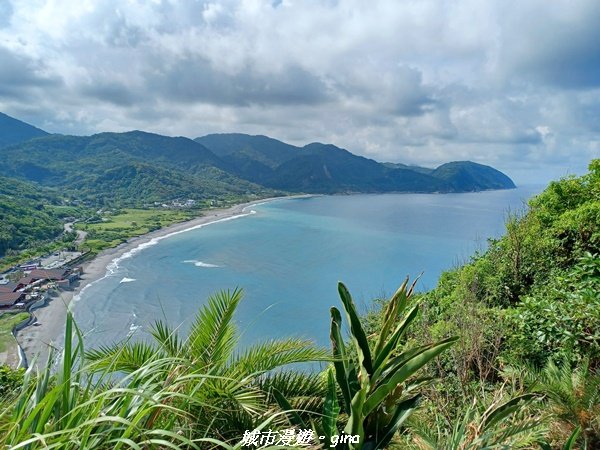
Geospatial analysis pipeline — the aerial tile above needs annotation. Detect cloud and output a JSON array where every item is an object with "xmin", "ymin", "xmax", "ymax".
[
  {"xmin": 497, "ymin": 0, "xmax": 600, "ymax": 89},
  {"xmin": 0, "ymin": 0, "xmax": 597, "ymax": 184},
  {"xmin": 0, "ymin": 45, "xmax": 62, "ymax": 99}
]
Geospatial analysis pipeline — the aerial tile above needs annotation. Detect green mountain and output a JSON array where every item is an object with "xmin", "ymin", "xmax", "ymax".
[
  {"xmin": 0, "ymin": 113, "xmax": 515, "ymax": 209},
  {"xmin": 0, "ymin": 131, "xmax": 273, "ymax": 206},
  {"xmin": 0, "ymin": 112, "xmax": 48, "ymax": 148},
  {"xmin": 0, "ymin": 176, "xmax": 63, "ymax": 256},
  {"xmin": 431, "ymin": 161, "xmax": 516, "ymax": 191},
  {"xmin": 196, "ymin": 133, "xmax": 516, "ymax": 193}
]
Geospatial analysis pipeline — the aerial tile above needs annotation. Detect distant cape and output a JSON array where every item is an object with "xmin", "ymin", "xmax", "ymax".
[{"xmin": 0, "ymin": 112, "xmax": 515, "ymax": 206}]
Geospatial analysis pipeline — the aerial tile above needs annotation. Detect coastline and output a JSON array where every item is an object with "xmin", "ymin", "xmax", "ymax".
[{"xmin": 12, "ymin": 196, "xmax": 293, "ymax": 368}]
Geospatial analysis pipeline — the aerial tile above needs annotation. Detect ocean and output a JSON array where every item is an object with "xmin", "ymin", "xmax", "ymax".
[{"xmin": 73, "ymin": 187, "xmax": 542, "ymax": 350}]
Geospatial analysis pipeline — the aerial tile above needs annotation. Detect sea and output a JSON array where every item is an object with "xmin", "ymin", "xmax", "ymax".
[{"xmin": 73, "ymin": 186, "xmax": 543, "ymax": 350}]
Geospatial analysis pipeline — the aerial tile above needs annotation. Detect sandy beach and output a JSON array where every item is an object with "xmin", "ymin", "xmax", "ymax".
[{"xmin": 12, "ymin": 197, "xmax": 286, "ymax": 368}]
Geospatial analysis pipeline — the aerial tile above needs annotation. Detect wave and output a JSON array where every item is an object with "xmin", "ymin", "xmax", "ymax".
[
  {"xmin": 107, "ymin": 209, "xmax": 258, "ymax": 273},
  {"xmin": 120, "ymin": 277, "xmax": 137, "ymax": 283},
  {"xmin": 127, "ymin": 323, "xmax": 142, "ymax": 338},
  {"xmin": 73, "ymin": 200, "xmax": 271, "ymax": 305},
  {"xmin": 183, "ymin": 260, "xmax": 221, "ymax": 268}
]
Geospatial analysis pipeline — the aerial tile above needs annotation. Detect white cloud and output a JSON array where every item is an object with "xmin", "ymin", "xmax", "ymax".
[{"xmin": 0, "ymin": 0, "xmax": 598, "ymax": 183}]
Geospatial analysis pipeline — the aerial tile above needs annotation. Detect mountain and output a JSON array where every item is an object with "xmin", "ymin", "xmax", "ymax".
[
  {"xmin": 0, "ymin": 112, "xmax": 48, "ymax": 147},
  {"xmin": 0, "ymin": 113, "xmax": 515, "ymax": 207},
  {"xmin": 196, "ymin": 133, "xmax": 516, "ymax": 194},
  {"xmin": 431, "ymin": 161, "xmax": 516, "ymax": 191},
  {"xmin": 0, "ymin": 176, "xmax": 63, "ymax": 256},
  {"xmin": 0, "ymin": 130, "xmax": 274, "ymax": 206}
]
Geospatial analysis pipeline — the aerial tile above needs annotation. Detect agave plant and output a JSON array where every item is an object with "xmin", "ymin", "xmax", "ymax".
[
  {"xmin": 85, "ymin": 288, "xmax": 329, "ymax": 442},
  {"xmin": 320, "ymin": 278, "xmax": 458, "ymax": 450}
]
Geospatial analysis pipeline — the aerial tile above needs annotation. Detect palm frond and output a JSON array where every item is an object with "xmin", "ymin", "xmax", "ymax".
[
  {"xmin": 86, "ymin": 341, "xmax": 161, "ymax": 373},
  {"xmin": 186, "ymin": 288, "xmax": 244, "ymax": 367},
  {"xmin": 149, "ymin": 320, "xmax": 183, "ymax": 356},
  {"xmin": 230, "ymin": 338, "xmax": 329, "ymax": 377}
]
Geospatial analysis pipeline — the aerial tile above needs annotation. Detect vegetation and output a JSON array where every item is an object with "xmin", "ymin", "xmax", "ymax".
[
  {"xmin": 197, "ymin": 134, "xmax": 516, "ymax": 193},
  {"xmin": 78, "ymin": 208, "xmax": 204, "ymax": 252},
  {"xmin": 0, "ymin": 176, "xmax": 65, "ymax": 257},
  {"xmin": 366, "ymin": 159, "xmax": 600, "ymax": 449},
  {"xmin": 0, "ymin": 112, "xmax": 597, "ymax": 449},
  {"xmin": 0, "ymin": 111, "xmax": 47, "ymax": 148},
  {"xmin": 0, "ymin": 312, "xmax": 30, "ymax": 353}
]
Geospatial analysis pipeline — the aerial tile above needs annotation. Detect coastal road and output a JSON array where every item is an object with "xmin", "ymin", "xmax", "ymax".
[{"xmin": 64, "ymin": 222, "xmax": 88, "ymax": 246}]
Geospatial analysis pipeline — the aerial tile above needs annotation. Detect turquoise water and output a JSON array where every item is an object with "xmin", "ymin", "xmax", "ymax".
[{"xmin": 73, "ymin": 187, "xmax": 542, "ymax": 349}]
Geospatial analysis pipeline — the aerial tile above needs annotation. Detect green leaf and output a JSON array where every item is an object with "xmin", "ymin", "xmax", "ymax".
[
  {"xmin": 363, "ymin": 336, "xmax": 457, "ymax": 416},
  {"xmin": 373, "ymin": 395, "xmax": 420, "ymax": 450},
  {"xmin": 323, "ymin": 369, "xmax": 340, "ymax": 443},
  {"xmin": 338, "ymin": 282, "xmax": 373, "ymax": 375},
  {"xmin": 482, "ymin": 393, "xmax": 536, "ymax": 431},
  {"xmin": 374, "ymin": 277, "xmax": 409, "ymax": 356},
  {"xmin": 272, "ymin": 389, "xmax": 307, "ymax": 428},
  {"xmin": 562, "ymin": 426, "xmax": 581, "ymax": 450},
  {"xmin": 372, "ymin": 304, "xmax": 419, "ymax": 375},
  {"xmin": 330, "ymin": 306, "xmax": 353, "ymax": 413}
]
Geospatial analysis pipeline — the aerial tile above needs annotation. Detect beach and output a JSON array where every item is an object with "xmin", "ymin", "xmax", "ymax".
[{"xmin": 11, "ymin": 197, "xmax": 284, "ymax": 368}]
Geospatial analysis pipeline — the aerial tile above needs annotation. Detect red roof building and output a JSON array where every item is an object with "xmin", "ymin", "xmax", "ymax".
[{"xmin": 0, "ymin": 291, "xmax": 25, "ymax": 308}]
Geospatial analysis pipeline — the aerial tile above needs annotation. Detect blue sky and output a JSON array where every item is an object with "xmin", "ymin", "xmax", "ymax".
[{"xmin": 0, "ymin": 0, "xmax": 598, "ymax": 183}]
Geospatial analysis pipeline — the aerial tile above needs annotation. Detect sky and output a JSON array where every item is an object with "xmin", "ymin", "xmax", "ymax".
[{"xmin": 0, "ymin": 0, "xmax": 599, "ymax": 184}]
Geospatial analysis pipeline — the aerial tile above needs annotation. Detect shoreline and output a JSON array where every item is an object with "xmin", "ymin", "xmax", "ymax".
[{"xmin": 12, "ymin": 196, "xmax": 295, "ymax": 368}]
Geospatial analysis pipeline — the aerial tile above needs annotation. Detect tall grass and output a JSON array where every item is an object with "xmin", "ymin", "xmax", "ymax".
[{"xmin": 1, "ymin": 312, "xmax": 224, "ymax": 449}]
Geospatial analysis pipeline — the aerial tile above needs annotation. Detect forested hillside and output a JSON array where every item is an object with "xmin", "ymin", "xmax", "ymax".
[
  {"xmin": 371, "ymin": 159, "xmax": 600, "ymax": 448},
  {"xmin": 0, "ymin": 131, "xmax": 274, "ymax": 206},
  {"xmin": 0, "ymin": 176, "xmax": 64, "ymax": 256},
  {"xmin": 0, "ymin": 112, "xmax": 48, "ymax": 147},
  {"xmin": 197, "ymin": 133, "xmax": 517, "ymax": 193},
  {"xmin": 0, "ymin": 161, "xmax": 597, "ymax": 449}
]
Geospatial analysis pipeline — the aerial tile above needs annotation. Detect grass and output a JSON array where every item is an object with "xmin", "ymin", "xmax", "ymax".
[
  {"xmin": 76, "ymin": 208, "xmax": 202, "ymax": 252},
  {"xmin": 0, "ymin": 312, "xmax": 30, "ymax": 352}
]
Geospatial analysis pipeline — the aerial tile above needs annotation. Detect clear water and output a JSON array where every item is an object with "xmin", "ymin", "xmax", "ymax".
[{"xmin": 73, "ymin": 187, "xmax": 542, "ymax": 349}]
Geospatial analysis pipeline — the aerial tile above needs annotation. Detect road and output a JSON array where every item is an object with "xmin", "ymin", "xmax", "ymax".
[{"xmin": 64, "ymin": 222, "xmax": 88, "ymax": 246}]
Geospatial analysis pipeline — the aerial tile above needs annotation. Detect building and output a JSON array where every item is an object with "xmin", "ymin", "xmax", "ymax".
[
  {"xmin": 0, "ymin": 291, "xmax": 25, "ymax": 309},
  {"xmin": 16, "ymin": 268, "xmax": 79, "ymax": 291}
]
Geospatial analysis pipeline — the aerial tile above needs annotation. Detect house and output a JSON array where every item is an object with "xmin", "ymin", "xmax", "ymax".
[
  {"xmin": 0, "ymin": 282, "xmax": 18, "ymax": 293},
  {"xmin": 16, "ymin": 268, "xmax": 78, "ymax": 291},
  {"xmin": 0, "ymin": 291, "xmax": 26, "ymax": 309}
]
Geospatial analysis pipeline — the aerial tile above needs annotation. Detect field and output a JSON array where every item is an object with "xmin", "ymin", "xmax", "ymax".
[
  {"xmin": 76, "ymin": 208, "xmax": 201, "ymax": 252},
  {"xmin": 0, "ymin": 312, "xmax": 30, "ymax": 353}
]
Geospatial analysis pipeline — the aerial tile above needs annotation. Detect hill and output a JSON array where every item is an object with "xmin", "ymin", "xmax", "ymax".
[
  {"xmin": 196, "ymin": 133, "xmax": 516, "ymax": 193},
  {"xmin": 0, "ymin": 112, "xmax": 48, "ymax": 147},
  {"xmin": 0, "ymin": 131, "xmax": 273, "ymax": 206},
  {"xmin": 431, "ymin": 160, "xmax": 516, "ymax": 191},
  {"xmin": 0, "ymin": 113, "xmax": 516, "ymax": 207},
  {"xmin": 0, "ymin": 176, "xmax": 64, "ymax": 256}
]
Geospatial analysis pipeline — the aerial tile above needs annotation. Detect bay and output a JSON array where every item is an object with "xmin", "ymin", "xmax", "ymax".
[{"xmin": 73, "ymin": 186, "xmax": 542, "ymax": 349}]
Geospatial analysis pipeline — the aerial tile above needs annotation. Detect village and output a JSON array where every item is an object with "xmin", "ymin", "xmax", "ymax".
[{"xmin": 0, "ymin": 251, "xmax": 84, "ymax": 314}]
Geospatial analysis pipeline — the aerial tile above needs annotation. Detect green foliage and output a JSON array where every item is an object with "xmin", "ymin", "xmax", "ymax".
[
  {"xmin": 324, "ymin": 279, "xmax": 457, "ymax": 450},
  {"xmin": 86, "ymin": 288, "xmax": 329, "ymax": 442},
  {"xmin": 527, "ymin": 359, "xmax": 600, "ymax": 449},
  {"xmin": 0, "ymin": 312, "xmax": 30, "ymax": 353},
  {"xmin": 0, "ymin": 131, "xmax": 277, "ymax": 207},
  {"xmin": 411, "ymin": 391, "xmax": 542, "ymax": 450},
  {"xmin": 0, "ymin": 312, "xmax": 230, "ymax": 449},
  {"xmin": 0, "ymin": 176, "xmax": 64, "ymax": 256},
  {"xmin": 505, "ymin": 253, "xmax": 600, "ymax": 366},
  {"xmin": 0, "ymin": 365, "xmax": 23, "ymax": 398}
]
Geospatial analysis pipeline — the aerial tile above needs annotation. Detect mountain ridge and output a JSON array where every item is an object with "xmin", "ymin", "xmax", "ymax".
[
  {"xmin": 0, "ymin": 112, "xmax": 49, "ymax": 148},
  {"xmin": 0, "ymin": 113, "xmax": 516, "ymax": 206}
]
